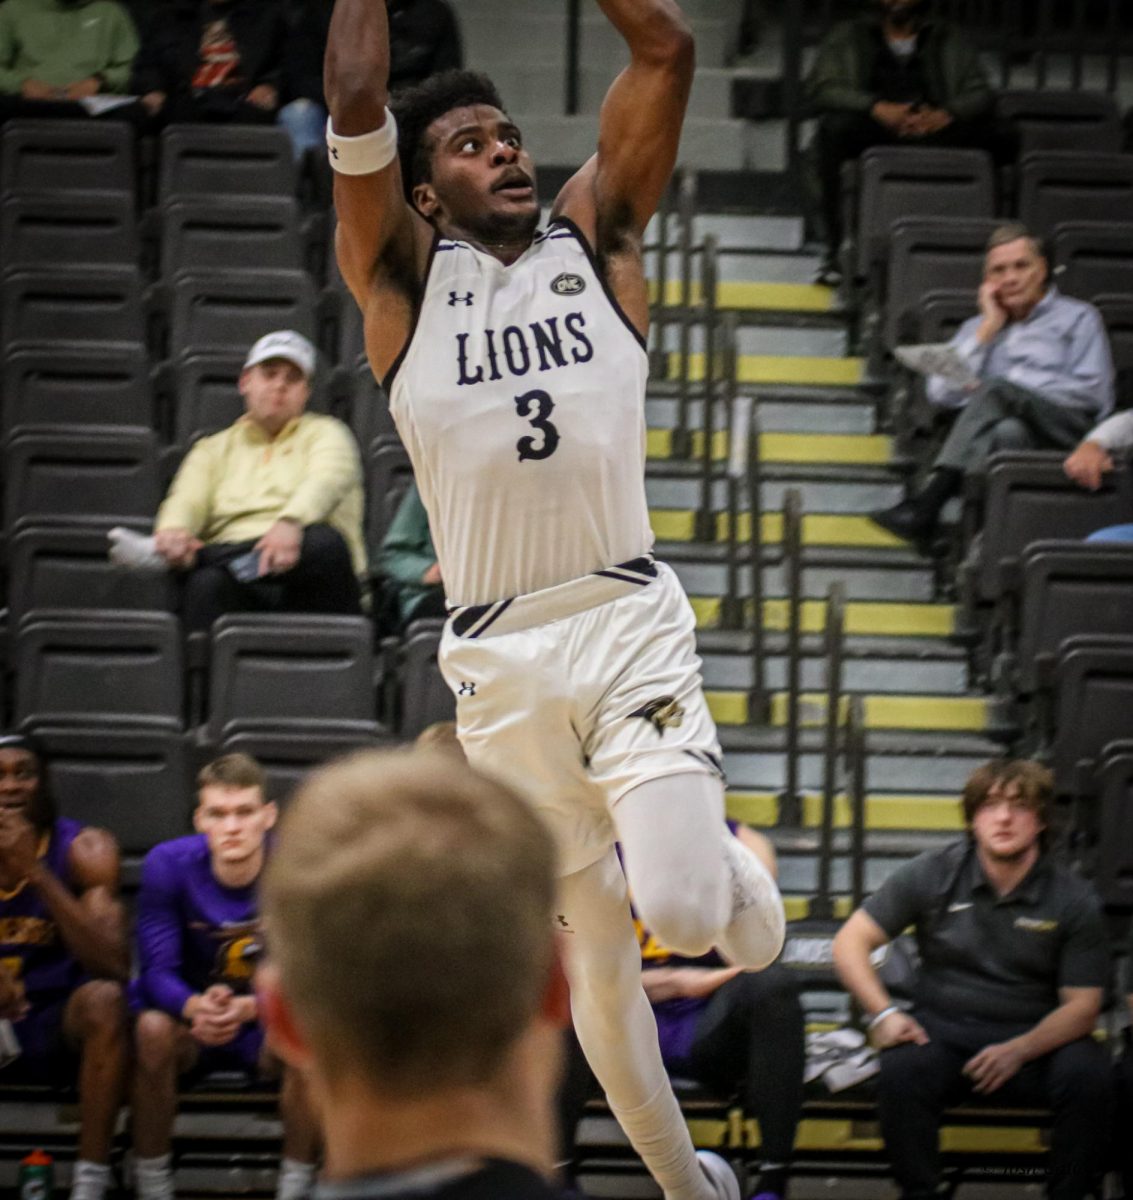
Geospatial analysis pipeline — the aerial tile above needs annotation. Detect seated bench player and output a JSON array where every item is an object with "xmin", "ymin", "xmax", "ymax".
[
  {"xmin": 130, "ymin": 754, "xmax": 319, "ymax": 1200},
  {"xmin": 0, "ymin": 732, "xmax": 130, "ymax": 1200}
]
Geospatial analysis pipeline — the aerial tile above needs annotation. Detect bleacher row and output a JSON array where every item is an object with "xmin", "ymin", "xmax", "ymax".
[{"xmin": 0, "ymin": 118, "xmax": 460, "ymax": 885}]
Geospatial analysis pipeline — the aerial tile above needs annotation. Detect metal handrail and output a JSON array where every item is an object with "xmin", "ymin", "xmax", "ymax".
[
  {"xmin": 720, "ymin": 313, "xmax": 744, "ymax": 631},
  {"xmin": 693, "ymin": 235, "xmax": 720, "ymax": 543},
  {"xmin": 846, "ymin": 693, "xmax": 868, "ymax": 911},
  {"xmin": 746, "ymin": 402, "xmax": 767, "ymax": 725},
  {"xmin": 780, "ymin": 488, "xmax": 804, "ymax": 827},
  {"xmin": 813, "ymin": 581, "xmax": 846, "ymax": 921},
  {"xmin": 672, "ymin": 171, "xmax": 697, "ymax": 460}
]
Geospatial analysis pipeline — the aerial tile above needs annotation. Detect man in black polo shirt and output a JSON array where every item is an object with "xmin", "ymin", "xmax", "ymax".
[{"xmin": 832, "ymin": 760, "xmax": 1111, "ymax": 1200}]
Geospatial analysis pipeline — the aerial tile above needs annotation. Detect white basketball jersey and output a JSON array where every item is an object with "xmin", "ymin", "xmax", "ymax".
[{"xmin": 387, "ymin": 218, "xmax": 653, "ymax": 607}]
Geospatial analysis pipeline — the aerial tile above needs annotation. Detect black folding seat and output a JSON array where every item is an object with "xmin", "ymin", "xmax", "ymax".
[
  {"xmin": 398, "ymin": 619, "xmax": 455, "ymax": 739},
  {"xmin": 1, "ymin": 191, "xmax": 138, "ymax": 271},
  {"xmin": 1051, "ymin": 221, "xmax": 1133, "ymax": 305},
  {"xmin": 204, "ymin": 614, "xmax": 377, "ymax": 746},
  {"xmin": 159, "ymin": 195, "xmax": 302, "ymax": 277},
  {"xmin": 0, "ymin": 119, "xmax": 135, "ymax": 197},
  {"xmin": 1013, "ymin": 540, "xmax": 1133, "ymax": 695},
  {"xmin": 974, "ymin": 452, "xmax": 1133, "ymax": 605},
  {"xmin": 8, "ymin": 525, "xmax": 175, "ymax": 630},
  {"xmin": 15, "ymin": 611, "xmax": 184, "ymax": 732},
  {"xmin": 1093, "ymin": 740, "xmax": 1133, "ymax": 909},
  {"xmin": 1050, "ymin": 635, "xmax": 1133, "ymax": 798},
  {"xmin": 997, "ymin": 90, "xmax": 1122, "ymax": 156},
  {"xmin": 346, "ymin": 368, "xmax": 396, "ymax": 452},
  {"xmin": 5, "ymin": 427, "xmax": 160, "ymax": 536},
  {"xmin": 1096, "ymin": 295, "xmax": 1133, "ymax": 409},
  {"xmin": 366, "ymin": 435, "xmax": 414, "ymax": 556},
  {"xmin": 220, "ymin": 720, "xmax": 397, "ymax": 806},
  {"xmin": 158, "ymin": 125, "xmax": 295, "ymax": 201},
  {"xmin": 855, "ymin": 147, "xmax": 994, "ymax": 280},
  {"xmin": 32, "ymin": 724, "xmax": 193, "ymax": 857},
  {"xmin": 885, "ymin": 217, "xmax": 995, "ymax": 350},
  {"xmin": 167, "ymin": 269, "xmax": 317, "ymax": 359},
  {"xmin": 1, "ymin": 266, "xmax": 145, "ymax": 353},
  {"xmin": 1, "ymin": 345, "xmax": 152, "ymax": 439},
  {"xmin": 1017, "ymin": 152, "xmax": 1133, "ymax": 243}
]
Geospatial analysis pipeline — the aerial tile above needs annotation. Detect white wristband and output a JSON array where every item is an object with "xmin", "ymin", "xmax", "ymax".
[
  {"xmin": 867, "ymin": 1005, "xmax": 899, "ymax": 1031},
  {"xmin": 327, "ymin": 110, "xmax": 399, "ymax": 176}
]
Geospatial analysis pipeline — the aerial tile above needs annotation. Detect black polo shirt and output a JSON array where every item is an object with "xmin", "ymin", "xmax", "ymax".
[{"xmin": 864, "ymin": 840, "xmax": 1110, "ymax": 1024}]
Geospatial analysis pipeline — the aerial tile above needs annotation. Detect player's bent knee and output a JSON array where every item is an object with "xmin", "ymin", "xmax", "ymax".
[
  {"xmin": 134, "ymin": 1010, "xmax": 181, "ymax": 1072},
  {"xmin": 70, "ymin": 979, "xmax": 127, "ymax": 1037},
  {"xmin": 638, "ymin": 895, "xmax": 721, "ymax": 958}
]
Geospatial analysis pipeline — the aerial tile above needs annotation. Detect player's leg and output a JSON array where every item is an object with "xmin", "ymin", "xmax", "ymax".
[
  {"xmin": 62, "ymin": 980, "xmax": 130, "ymax": 1200},
  {"xmin": 615, "ymin": 772, "xmax": 784, "ymax": 968},
  {"xmin": 558, "ymin": 849, "xmax": 736, "ymax": 1200},
  {"xmin": 260, "ymin": 1040, "xmax": 320, "ymax": 1200},
  {"xmin": 132, "ymin": 1009, "xmax": 200, "ymax": 1200}
]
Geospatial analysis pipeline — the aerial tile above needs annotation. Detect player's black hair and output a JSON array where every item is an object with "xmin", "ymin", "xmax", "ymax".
[{"xmin": 391, "ymin": 69, "xmax": 507, "ymax": 207}]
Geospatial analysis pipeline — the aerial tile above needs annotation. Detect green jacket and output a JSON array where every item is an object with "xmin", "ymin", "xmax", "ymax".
[
  {"xmin": 0, "ymin": 0, "xmax": 139, "ymax": 94},
  {"xmin": 803, "ymin": 17, "xmax": 992, "ymax": 121},
  {"xmin": 378, "ymin": 482, "xmax": 442, "ymax": 625}
]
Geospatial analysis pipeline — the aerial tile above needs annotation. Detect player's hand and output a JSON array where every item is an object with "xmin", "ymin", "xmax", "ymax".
[
  {"xmin": 976, "ymin": 280, "xmax": 1009, "ymax": 344},
  {"xmin": 869, "ymin": 1011, "xmax": 929, "ymax": 1050},
  {"xmin": 902, "ymin": 106, "xmax": 953, "ymax": 137},
  {"xmin": 0, "ymin": 966, "xmax": 28, "ymax": 1021},
  {"xmin": 65, "ymin": 76, "xmax": 102, "ymax": 100},
  {"xmin": 421, "ymin": 562, "xmax": 442, "ymax": 586},
  {"xmin": 0, "ymin": 810, "xmax": 40, "ymax": 884},
  {"xmin": 255, "ymin": 520, "xmax": 302, "ymax": 576},
  {"xmin": 155, "ymin": 528, "xmax": 202, "ymax": 569},
  {"xmin": 142, "ymin": 91, "xmax": 167, "ymax": 116},
  {"xmin": 1063, "ymin": 440, "xmax": 1114, "ymax": 491},
  {"xmin": 190, "ymin": 1010, "xmax": 239, "ymax": 1046},
  {"xmin": 246, "ymin": 84, "xmax": 278, "ymax": 111},
  {"xmin": 20, "ymin": 79, "xmax": 56, "ymax": 101},
  {"xmin": 872, "ymin": 100, "xmax": 912, "ymax": 133},
  {"xmin": 964, "ymin": 1039, "xmax": 1026, "ymax": 1094}
]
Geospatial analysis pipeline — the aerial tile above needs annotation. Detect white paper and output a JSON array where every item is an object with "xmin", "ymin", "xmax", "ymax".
[
  {"xmin": 895, "ymin": 342, "xmax": 979, "ymax": 389},
  {"xmin": 78, "ymin": 94, "xmax": 137, "ymax": 116}
]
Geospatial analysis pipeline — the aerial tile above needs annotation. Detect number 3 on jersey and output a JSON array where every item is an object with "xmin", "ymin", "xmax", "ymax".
[{"xmin": 515, "ymin": 389, "xmax": 560, "ymax": 462}]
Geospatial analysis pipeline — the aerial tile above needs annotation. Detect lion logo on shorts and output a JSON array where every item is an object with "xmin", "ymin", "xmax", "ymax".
[{"xmin": 628, "ymin": 696, "xmax": 685, "ymax": 735}]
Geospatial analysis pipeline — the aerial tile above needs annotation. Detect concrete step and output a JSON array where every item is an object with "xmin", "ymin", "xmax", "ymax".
[
  {"xmin": 645, "ymin": 392, "xmax": 878, "ymax": 435},
  {"xmin": 699, "ymin": 647, "xmax": 968, "ymax": 694},
  {"xmin": 647, "ymin": 429, "xmax": 894, "ymax": 465},
  {"xmin": 646, "ymin": 472, "xmax": 903, "ymax": 514},
  {"xmin": 727, "ymin": 789, "xmax": 966, "ymax": 833},
  {"xmin": 653, "ymin": 247, "xmax": 821, "ymax": 286},
  {"xmin": 650, "ymin": 507, "xmax": 903, "ymax": 548},
  {"xmin": 660, "ymin": 323, "xmax": 848, "ymax": 358},
  {"xmin": 707, "ymin": 689, "xmax": 989, "ymax": 731},
  {"xmin": 666, "ymin": 353, "xmax": 864, "ymax": 386},
  {"xmin": 691, "ymin": 597, "xmax": 956, "ymax": 637}
]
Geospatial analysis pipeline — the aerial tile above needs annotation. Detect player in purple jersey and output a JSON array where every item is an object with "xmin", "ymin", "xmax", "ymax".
[
  {"xmin": 131, "ymin": 754, "xmax": 319, "ymax": 1200},
  {"xmin": 259, "ymin": 747, "xmax": 572, "ymax": 1200},
  {"xmin": 0, "ymin": 732, "xmax": 130, "ymax": 1200}
]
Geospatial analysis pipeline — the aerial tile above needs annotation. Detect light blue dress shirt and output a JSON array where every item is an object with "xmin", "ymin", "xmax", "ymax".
[{"xmin": 927, "ymin": 287, "xmax": 1114, "ymax": 418}]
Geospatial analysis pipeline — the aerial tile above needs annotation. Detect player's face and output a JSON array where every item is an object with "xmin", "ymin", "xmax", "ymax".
[
  {"xmin": 195, "ymin": 785, "xmax": 277, "ymax": 866},
  {"xmin": 415, "ymin": 105, "xmax": 539, "ymax": 244},
  {"xmin": 984, "ymin": 239, "xmax": 1047, "ymax": 319},
  {"xmin": 239, "ymin": 360, "xmax": 311, "ymax": 438},
  {"xmin": 970, "ymin": 782, "xmax": 1044, "ymax": 863},
  {"xmin": 0, "ymin": 749, "xmax": 41, "ymax": 824}
]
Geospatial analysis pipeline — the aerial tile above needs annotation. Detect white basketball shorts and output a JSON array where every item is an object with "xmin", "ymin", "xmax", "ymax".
[{"xmin": 439, "ymin": 555, "xmax": 724, "ymax": 877}]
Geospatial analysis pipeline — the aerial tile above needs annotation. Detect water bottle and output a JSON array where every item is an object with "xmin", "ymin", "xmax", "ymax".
[{"xmin": 17, "ymin": 1148, "xmax": 54, "ymax": 1200}]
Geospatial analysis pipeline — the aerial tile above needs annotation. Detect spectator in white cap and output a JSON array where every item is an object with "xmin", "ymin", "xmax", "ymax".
[{"xmin": 140, "ymin": 330, "xmax": 366, "ymax": 634}]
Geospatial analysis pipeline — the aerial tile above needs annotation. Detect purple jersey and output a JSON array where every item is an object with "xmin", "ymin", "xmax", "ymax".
[
  {"xmin": 133, "ymin": 834, "xmax": 263, "ymax": 1018},
  {"xmin": 0, "ymin": 817, "xmax": 85, "ymax": 1008}
]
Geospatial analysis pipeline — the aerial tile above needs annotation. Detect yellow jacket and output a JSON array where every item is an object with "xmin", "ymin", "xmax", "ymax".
[{"xmin": 155, "ymin": 413, "xmax": 367, "ymax": 580}]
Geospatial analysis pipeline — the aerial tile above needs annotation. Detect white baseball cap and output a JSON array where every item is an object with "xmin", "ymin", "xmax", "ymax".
[{"xmin": 243, "ymin": 330, "xmax": 317, "ymax": 378}]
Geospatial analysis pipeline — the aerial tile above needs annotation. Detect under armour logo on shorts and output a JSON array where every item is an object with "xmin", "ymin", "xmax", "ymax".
[
  {"xmin": 458, "ymin": 681, "xmax": 477, "ymax": 696},
  {"xmin": 448, "ymin": 291, "xmax": 474, "ymax": 306}
]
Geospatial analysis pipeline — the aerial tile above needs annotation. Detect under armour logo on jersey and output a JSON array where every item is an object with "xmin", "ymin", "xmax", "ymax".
[
  {"xmin": 448, "ymin": 291, "xmax": 475, "ymax": 306},
  {"xmin": 330, "ymin": 146, "xmax": 339, "ymax": 159},
  {"xmin": 555, "ymin": 914, "xmax": 575, "ymax": 934},
  {"xmin": 551, "ymin": 272, "xmax": 586, "ymax": 296},
  {"xmin": 458, "ymin": 681, "xmax": 477, "ymax": 696},
  {"xmin": 629, "ymin": 696, "xmax": 685, "ymax": 735}
]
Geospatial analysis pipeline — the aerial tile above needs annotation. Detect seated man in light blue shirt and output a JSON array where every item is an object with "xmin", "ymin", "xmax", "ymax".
[{"xmin": 873, "ymin": 223, "xmax": 1114, "ymax": 547}]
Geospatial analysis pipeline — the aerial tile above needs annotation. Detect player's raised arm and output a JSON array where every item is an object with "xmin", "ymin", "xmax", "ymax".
[
  {"xmin": 325, "ymin": 0, "xmax": 431, "ymax": 311},
  {"xmin": 556, "ymin": 0, "xmax": 694, "ymax": 245}
]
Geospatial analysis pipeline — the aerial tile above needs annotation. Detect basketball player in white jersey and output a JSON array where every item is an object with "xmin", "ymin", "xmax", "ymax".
[{"xmin": 325, "ymin": 3, "xmax": 785, "ymax": 1198}]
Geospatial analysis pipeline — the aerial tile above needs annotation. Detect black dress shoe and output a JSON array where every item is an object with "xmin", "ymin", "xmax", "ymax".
[{"xmin": 869, "ymin": 499, "xmax": 934, "ymax": 543}]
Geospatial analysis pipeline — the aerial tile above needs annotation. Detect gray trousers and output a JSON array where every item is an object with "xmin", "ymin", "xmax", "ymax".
[{"xmin": 934, "ymin": 378, "xmax": 1098, "ymax": 474}]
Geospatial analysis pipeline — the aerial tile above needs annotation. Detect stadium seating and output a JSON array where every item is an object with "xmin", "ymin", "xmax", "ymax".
[
  {"xmin": 1051, "ymin": 221, "xmax": 1133, "ymax": 304},
  {"xmin": 1096, "ymin": 294, "xmax": 1133, "ymax": 408},
  {"xmin": 1017, "ymin": 152, "xmax": 1133, "ymax": 242},
  {"xmin": 1, "ymin": 265, "xmax": 146, "ymax": 353},
  {"xmin": 14, "ymin": 610, "xmax": 184, "ymax": 732},
  {"xmin": 1093, "ymin": 740, "xmax": 1133, "ymax": 909},
  {"xmin": 996, "ymin": 89, "xmax": 1123, "ymax": 156},
  {"xmin": 397, "ymin": 618, "xmax": 456, "ymax": 738},
  {"xmin": 158, "ymin": 195, "xmax": 304, "ymax": 277},
  {"xmin": 0, "ymin": 119, "xmax": 135, "ymax": 198},
  {"xmin": 158, "ymin": 125, "xmax": 297, "ymax": 202},
  {"xmin": 366, "ymin": 434, "xmax": 414, "ymax": 554},
  {"xmin": 203, "ymin": 613, "xmax": 378, "ymax": 746},
  {"xmin": 0, "ymin": 191, "xmax": 139, "ymax": 270}
]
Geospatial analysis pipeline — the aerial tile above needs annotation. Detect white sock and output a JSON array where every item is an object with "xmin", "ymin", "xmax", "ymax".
[
  {"xmin": 610, "ymin": 1082, "xmax": 714, "ymax": 1200},
  {"xmin": 134, "ymin": 1153, "xmax": 175, "ymax": 1200},
  {"xmin": 69, "ymin": 1160, "xmax": 111, "ymax": 1200},
  {"xmin": 276, "ymin": 1157, "xmax": 317, "ymax": 1200},
  {"xmin": 716, "ymin": 832, "xmax": 786, "ymax": 970}
]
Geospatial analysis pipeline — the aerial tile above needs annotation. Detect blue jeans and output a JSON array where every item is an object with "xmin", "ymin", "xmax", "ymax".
[
  {"xmin": 1087, "ymin": 523, "xmax": 1133, "ymax": 543},
  {"xmin": 277, "ymin": 98, "xmax": 327, "ymax": 162}
]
